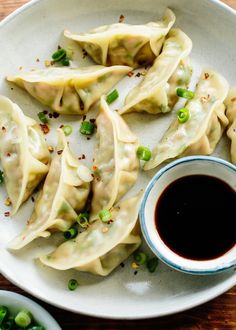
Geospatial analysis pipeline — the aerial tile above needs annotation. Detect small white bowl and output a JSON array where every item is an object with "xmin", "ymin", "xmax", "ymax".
[
  {"xmin": 140, "ymin": 156, "xmax": 236, "ymax": 275},
  {"xmin": 0, "ymin": 290, "xmax": 61, "ymax": 329}
]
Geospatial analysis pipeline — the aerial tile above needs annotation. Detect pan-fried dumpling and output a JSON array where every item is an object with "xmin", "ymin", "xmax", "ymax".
[
  {"xmin": 64, "ymin": 9, "xmax": 175, "ymax": 68},
  {"xmin": 91, "ymin": 97, "xmax": 139, "ymax": 219},
  {"xmin": 40, "ymin": 192, "xmax": 142, "ymax": 276},
  {"xmin": 7, "ymin": 66, "xmax": 131, "ymax": 115},
  {"xmin": 225, "ymin": 88, "xmax": 236, "ymax": 164},
  {"xmin": 144, "ymin": 69, "xmax": 229, "ymax": 170},
  {"xmin": 119, "ymin": 29, "xmax": 192, "ymax": 115},
  {"xmin": 0, "ymin": 96, "xmax": 50, "ymax": 215},
  {"xmin": 9, "ymin": 129, "xmax": 92, "ymax": 250}
]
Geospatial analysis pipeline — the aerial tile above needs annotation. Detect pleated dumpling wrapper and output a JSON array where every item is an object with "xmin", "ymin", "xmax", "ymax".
[
  {"xmin": 9, "ymin": 129, "xmax": 92, "ymax": 250},
  {"xmin": 144, "ymin": 69, "xmax": 229, "ymax": 170},
  {"xmin": 64, "ymin": 8, "xmax": 175, "ymax": 68},
  {"xmin": 7, "ymin": 66, "xmax": 131, "ymax": 115},
  {"xmin": 91, "ymin": 97, "xmax": 139, "ymax": 219},
  {"xmin": 40, "ymin": 191, "xmax": 142, "ymax": 276},
  {"xmin": 119, "ymin": 28, "xmax": 192, "ymax": 115},
  {"xmin": 0, "ymin": 96, "xmax": 50, "ymax": 215},
  {"xmin": 225, "ymin": 87, "xmax": 236, "ymax": 164}
]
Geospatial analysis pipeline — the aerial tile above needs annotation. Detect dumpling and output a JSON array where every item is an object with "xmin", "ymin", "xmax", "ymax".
[
  {"xmin": 9, "ymin": 129, "xmax": 92, "ymax": 250},
  {"xmin": 0, "ymin": 96, "xmax": 50, "ymax": 215},
  {"xmin": 91, "ymin": 97, "xmax": 139, "ymax": 219},
  {"xmin": 225, "ymin": 88, "xmax": 236, "ymax": 164},
  {"xmin": 39, "ymin": 192, "xmax": 142, "ymax": 276},
  {"xmin": 119, "ymin": 28, "xmax": 192, "ymax": 115},
  {"xmin": 144, "ymin": 69, "xmax": 229, "ymax": 170},
  {"xmin": 64, "ymin": 8, "xmax": 175, "ymax": 68},
  {"xmin": 7, "ymin": 66, "xmax": 131, "ymax": 115}
]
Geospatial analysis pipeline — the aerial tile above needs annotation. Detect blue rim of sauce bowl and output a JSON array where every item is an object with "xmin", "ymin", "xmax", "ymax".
[{"xmin": 140, "ymin": 155, "xmax": 236, "ymax": 275}]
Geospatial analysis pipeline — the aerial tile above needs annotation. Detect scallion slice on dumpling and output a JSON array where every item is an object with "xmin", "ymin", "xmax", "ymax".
[
  {"xmin": 8, "ymin": 129, "xmax": 91, "ymax": 250},
  {"xmin": 119, "ymin": 28, "xmax": 193, "ymax": 115},
  {"xmin": 91, "ymin": 97, "xmax": 139, "ymax": 219},
  {"xmin": 144, "ymin": 69, "xmax": 229, "ymax": 170},
  {"xmin": 225, "ymin": 87, "xmax": 236, "ymax": 164},
  {"xmin": 39, "ymin": 191, "xmax": 142, "ymax": 276},
  {"xmin": 64, "ymin": 8, "xmax": 175, "ymax": 68},
  {"xmin": 0, "ymin": 96, "xmax": 50, "ymax": 214},
  {"xmin": 7, "ymin": 65, "xmax": 131, "ymax": 115}
]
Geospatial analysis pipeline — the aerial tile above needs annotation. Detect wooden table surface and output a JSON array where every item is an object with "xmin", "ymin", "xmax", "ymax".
[{"xmin": 0, "ymin": 0, "xmax": 236, "ymax": 329}]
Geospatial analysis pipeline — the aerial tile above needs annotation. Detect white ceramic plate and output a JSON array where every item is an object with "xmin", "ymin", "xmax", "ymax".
[
  {"xmin": 0, "ymin": 0, "xmax": 235, "ymax": 320},
  {"xmin": 0, "ymin": 290, "xmax": 61, "ymax": 329}
]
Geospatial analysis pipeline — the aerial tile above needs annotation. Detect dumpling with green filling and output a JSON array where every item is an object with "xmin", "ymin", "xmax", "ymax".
[
  {"xmin": 64, "ymin": 8, "xmax": 175, "ymax": 68},
  {"xmin": 7, "ymin": 65, "xmax": 131, "ymax": 115},
  {"xmin": 91, "ymin": 97, "xmax": 139, "ymax": 220},
  {"xmin": 0, "ymin": 96, "xmax": 50, "ymax": 215},
  {"xmin": 8, "ymin": 129, "xmax": 91, "ymax": 250},
  {"xmin": 144, "ymin": 69, "xmax": 229, "ymax": 170},
  {"xmin": 39, "ymin": 191, "xmax": 142, "ymax": 276},
  {"xmin": 225, "ymin": 87, "xmax": 236, "ymax": 164},
  {"xmin": 119, "ymin": 28, "xmax": 192, "ymax": 115}
]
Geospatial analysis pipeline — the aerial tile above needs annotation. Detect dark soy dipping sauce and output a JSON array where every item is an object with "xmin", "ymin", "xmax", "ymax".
[{"xmin": 155, "ymin": 175, "xmax": 236, "ymax": 260}]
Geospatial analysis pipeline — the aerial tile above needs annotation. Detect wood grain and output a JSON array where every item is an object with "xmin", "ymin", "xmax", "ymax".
[{"xmin": 0, "ymin": 1, "xmax": 236, "ymax": 329}]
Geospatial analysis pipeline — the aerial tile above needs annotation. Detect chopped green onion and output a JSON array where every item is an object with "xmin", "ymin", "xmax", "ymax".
[
  {"xmin": 66, "ymin": 47, "xmax": 73, "ymax": 60},
  {"xmin": 147, "ymin": 257, "xmax": 158, "ymax": 273},
  {"xmin": 64, "ymin": 226, "xmax": 78, "ymax": 240},
  {"xmin": 62, "ymin": 125, "xmax": 73, "ymax": 136},
  {"xmin": 28, "ymin": 327, "xmax": 45, "ymax": 330},
  {"xmin": 99, "ymin": 209, "xmax": 112, "ymax": 223},
  {"xmin": 77, "ymin": 213, "xmax": 89, "ymax": 228},
  {"xmin": 176, "ymin": 87, "xmax": 195, "ymax": 100},
  {"xmin": 80, "ymin": 121, "xmax": 95, "ymax": 135},
  {"xmin": 52, "ymin": 48, "xmax": 66, "ymax": 62},
  {"xmin": 68, "ymin": 279, "xmax": 78, "ymax": 291},
  {"xmin": 134, "ymin": 252, "xmax": 147, "ymax": 265},
  {"xmin": 37, "ymin": 111, "xmax": 48, "ymax": 124},
  {"xmin": 0, "ymin": 306, "xmax": 8, "ymax": 325},
  {"xmin": 177, "ymin": 108, "xmax": 190, "ymax": 124},
  {"xmin": 15, "ymin": 310, "xmax": 32, "ymax": 328},
  {"xmin": 106, "ymin": 89, "xmax": 119, "ymax": 104},
  {"xmin": 3, "ymin": 317, "xmax": 15, "ymax": 330},
  {"xmin": 0, "ymin": 170, "xmax": 4, "ymax": 184},
  {"xmin": 137, "ymin": 146, "xmax": 152, "ymax": 161},
  {"xmin": 61, "ymin": 57, "xmax": 70, "ymax": 66}
]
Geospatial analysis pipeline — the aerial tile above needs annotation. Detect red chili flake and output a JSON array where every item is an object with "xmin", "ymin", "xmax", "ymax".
[
  {"xmin": 81, "ymin": 154, "xmax": 86, "ymax": 159},
  {"xmin": 87, "ymin": 137, "xmax": 91, "ymax": 140},
  {"xmin": 120, "ymin": 262, "xmax": 125, "ymax": 268},
  {"xmin": 40, "ymin": 124, "xmax": 50, "ymax": 134},
  {"xmin": 2, "ymin": 126, "xmax": 6, "ymax": 132},
  {"xmin": 43, "ymin": 110, "xmax": 48, "ymax": 115},
  {"xmin": 204, "ymin": 72, "xmax": 209, "ymax": 79},
  {"xmin": 4, "ymin": 212, "xmax": 10, "ymax": 217},
  {"xmin": 89, "ymin": 118, "xmax": 96, "ymax": 124},
  {"xmin": 11, "ymin": 87, "xmax": 14, "ymax": 90},
  {"xmin": 135, "ymin": 72, "xmax": 141, "ymax": 77},
  {"xmin": 36, "ymin": 58, "xmax": 40, "ymax": 62},
  {"xmin": 92, "ymin": 165, "xmax": 97, "ymax": 171},
  {"xmin": 31, "ymin": 196, "xmax": 35, "ymax": 202},
  {"xmin": 82, "ymin": 115, "xmax": 86, "ymax": 121},
  {"xmin": 134, "ymin": 270, "xmax": 138, "ymax": 275},
  {"xmin": 78, "ymin": 157, "xmax": 82, "ymax": 160},
  {"xmin": 107, "ymin": 219, "xmax": 113, "ymax": 224},
  {"xmin": 91, "ymin": 173, "xmax": 94, "ymax": 178},
  {"xmin": 6, "ymin": 153, "xmax": 11, "ymax": 157},
  {"xmin": 127, "ymin": 71, "xmax": 134, "ymax": 77},
  {"xmin": 48, "ymin": 113, "xmax": 53, "ymax": 118},
  {"xmin": 57, "ymin": 150, "xmax": 63, "ymax": 155},
  {"xmin": 231, "ymin": 97, "xmax": 236, "ymax": 102},
  {"xmin": 58, "ymin": 45, "xmax": 62, "ymax": 50},
  {"xmin": 59, "ymin": 124, "xmax": 64, "ymax": 128},
  {"xmin": 119, "ymin": 14, "xmax": 125, "ymax": 23}
]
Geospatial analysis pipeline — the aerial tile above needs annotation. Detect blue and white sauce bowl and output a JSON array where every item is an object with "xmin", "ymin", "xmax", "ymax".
[{"xmin": 140, "ymin": 156, "xmax": 236, "ymax": 275}]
